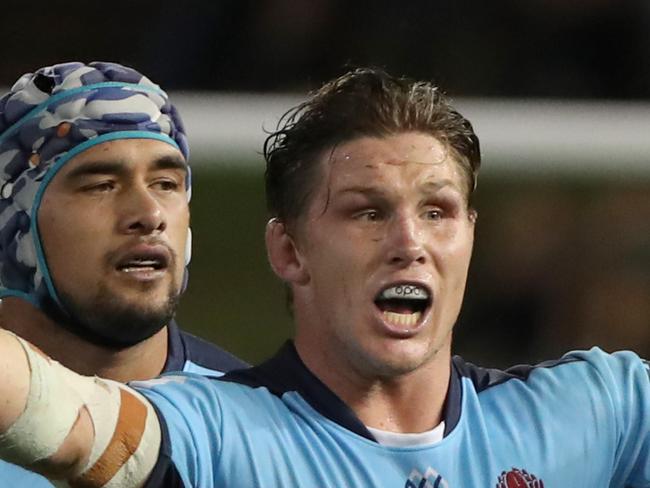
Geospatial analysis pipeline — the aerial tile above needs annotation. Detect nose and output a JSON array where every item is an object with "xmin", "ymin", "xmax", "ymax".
[
  {"xmin": 385, "ymin": 213, "xmax": 427, "ymax": 266},
  {"xmin": 118, "ymin": 186, "xmax": 166, "ymax": 235}
]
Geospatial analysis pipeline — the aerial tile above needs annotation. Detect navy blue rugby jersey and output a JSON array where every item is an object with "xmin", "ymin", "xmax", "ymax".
[
  {"xmin": 0, "ymin": 320, "xmax": 247, "ymax": 487},
  {"xmin": 137, "ymin": 341, "xmax": 650, "ymax": 488},
  {"xmin": 163, "ymin": 320, "xmax": 247, "ymax": 376}
]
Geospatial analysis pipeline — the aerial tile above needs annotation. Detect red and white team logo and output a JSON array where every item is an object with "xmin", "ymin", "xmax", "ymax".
[{"xmin": 496, "ymin": 468, "xmax": 544, "ymax": 488}]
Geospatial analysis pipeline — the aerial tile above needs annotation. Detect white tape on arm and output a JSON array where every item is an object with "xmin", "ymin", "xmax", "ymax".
[
  {"xmin": 0, "ymin": 335, "xmax": 85, "ymax": 465},
  {"xmin": 70, "ymin": 384, "xmax": 161, "ymax": 487},
  {"xmin": 0, "ymin": 335, "xmax": 161, "ymax": 487}
]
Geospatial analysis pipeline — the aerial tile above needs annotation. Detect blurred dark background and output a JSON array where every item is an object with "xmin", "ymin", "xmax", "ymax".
[
  {"xmin": 3, "ymin": 0, "xmax": 649, "ymax": 367},
  {"xmin": 4, "ymin": 0, "xmax": 650, "ymax": 98}
]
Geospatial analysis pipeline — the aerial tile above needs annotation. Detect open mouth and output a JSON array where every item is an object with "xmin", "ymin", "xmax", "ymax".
[
  {"xmin": 116, "ymin": 249, "xmax": 169, "ymax": 274},
  {"xmin": 374, "ymin": 283, "xmax": 431, "ymax": 329}
]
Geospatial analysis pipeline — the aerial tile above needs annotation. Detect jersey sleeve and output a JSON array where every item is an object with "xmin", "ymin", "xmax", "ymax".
[
  {"xmin": 619, "ymin": 356, "xmax": 650, "ymax": 486},
  {"xmin": 131, "ymin": 373, "xmax": 224, "ymax": 487},
  {"xmin": 571, "ymin": 348, "xmax": 650, "ymax": 486}
]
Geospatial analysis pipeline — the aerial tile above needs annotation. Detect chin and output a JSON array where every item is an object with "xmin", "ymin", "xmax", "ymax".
[
  {"xmin": 388, "ymin": 334, "xmax": 450, "ymax": 371},
  {"xmin": 57, "ymin": 281, "xmax": 180, "ymax": 344},
  {"xmin": 355, "ymin": 342, "xmax": 432, "ymax": 378},
  {"xmin": 117, "ymin": 281, "xmax": 180, "ymax": 306},
  {"xmin": 366, "ymin": 357, "xmax": 423, "ymax": 378},
  {"xmin": 122, "ymin": 293, "xmax": 170, "ymax": 310}
]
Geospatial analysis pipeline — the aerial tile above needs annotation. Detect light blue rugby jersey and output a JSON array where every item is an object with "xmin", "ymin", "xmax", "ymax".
[
  {"xmin": 137, "ymin": 341, "xmax": 650, "ymax": 488},
  {"xmin": 0, "ymin": 321, "xmax": 247, "ymax": 487}
]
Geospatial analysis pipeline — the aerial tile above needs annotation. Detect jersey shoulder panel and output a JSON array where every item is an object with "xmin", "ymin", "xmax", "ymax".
[
  {"xmin": 134, "ymin": 371, "xmax": 292, "ymax": 486},
  {"xmin": 0, "ymin": 461, "xmax": 54, "ymax": 487},
  {"xmin": 452, "ymin": 353, "xmax": 580, "ymax": 392},
  {"xmin": 564, "ymin": 347, "xmax": 648, "ymax": 382},
  {"xmin": 133, "ymin": 372, "xmax": 227, "ymax": 487},
  {"xmin": 143, "ymin": 401, "xmax": 190, "ymax": 488},
  {"xmin": 220, "ymin": 341, "xmax": 375, "ymax": 440},
  {"xmin": 454, "ymin": 347, "xmax": 650, "ymax": 418},
  {"xmin": 163, "ymin": 320, "xmax": 248, "ymax": 376},
  {"xmin": 179, "ymin": 330, "xmax": 249, "ymax": 374},
  {"xmin": 454, "ymin": 348, "xmax": 650, "ymax": 487}
]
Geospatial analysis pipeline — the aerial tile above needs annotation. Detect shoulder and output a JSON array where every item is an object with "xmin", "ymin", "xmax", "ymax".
[
  {"xmin": 163, "ymin": 320, "xmax": 248, "ymax": 376},
  {"xmin": 454, "ymin": 347, "xmax": 649, "ymax": 407},
  {"xmin": 178, "ymin": 329, "xmax": 249, "ymax": 375},
  {"xmin": 132, "ymin": 369, "xmax": 277, "ymax": 411},
  {"xmin": 563, "ymin": 347, "xmax": 648, "ymax": 379},
  {"xmin": 131, "ymin": 373, "xmax": 240, "ymax": 431},
  {"xmin": 452, "ymin": 351, "xmax": 577, "ymax": 392},
  {"xmin": 0, "ymin": 461, "xmax": 52, "ymax": 487}
]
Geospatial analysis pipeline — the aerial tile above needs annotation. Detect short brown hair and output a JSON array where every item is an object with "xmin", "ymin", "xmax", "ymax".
[{"xmin": 264, "ymin": 67, "xmax": 481, "ymax": 225}]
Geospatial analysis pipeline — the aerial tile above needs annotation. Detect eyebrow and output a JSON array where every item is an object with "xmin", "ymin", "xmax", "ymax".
[
  {"xmin": 421, "ymin": 179, "xmax": 462, "ymax": 193},
  {"xmin": 336, "ymin": 179, "xmax": 459, "ymax": 197},
  {"xmin": 64, "ymin": 154, "xmax": 187, "ymax": 180}
]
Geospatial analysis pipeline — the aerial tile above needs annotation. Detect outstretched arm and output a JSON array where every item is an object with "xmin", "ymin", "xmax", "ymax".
[
  {"xmin": 0, "ymin": 329, "xmax": 160, "ymax": 486},
  {"xmin": 0, "ymin": 330, "xmax": 32, "ymax": 435}
]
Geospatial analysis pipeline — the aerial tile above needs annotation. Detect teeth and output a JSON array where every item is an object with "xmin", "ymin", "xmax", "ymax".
[
  {"xmin": 120, "ymin": 259, "xmax": 161, "ymax": 270},
  {"xmin": 383, "ymin": 311, "xmax": 421, "ymax": 328},
  {"xmin": 121, "ymin": 265, "xmax": 156, "ymax": 272},
  {"xmin": 131, "ymin": 260, "xmax": 158, "ymax": 266},
  {"xmin": 378, "ymin": 284, "xmax": 428, "ymax": 300}
]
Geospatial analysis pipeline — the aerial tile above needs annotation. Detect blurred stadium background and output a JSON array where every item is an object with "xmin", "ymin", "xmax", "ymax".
[{"xmin": 3, "ymin": 0, "xmax": 649, "ymax": 367}]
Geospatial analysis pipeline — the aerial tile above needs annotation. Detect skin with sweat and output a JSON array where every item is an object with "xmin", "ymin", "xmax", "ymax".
[{"xmin": 268, "ymin": 132, "xmax": 476, "ymax": 433}]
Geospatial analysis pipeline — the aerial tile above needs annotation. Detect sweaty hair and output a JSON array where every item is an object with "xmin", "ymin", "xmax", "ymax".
[{"xmin": 264, "ymin": 67, "xmax": 481, "ymax": 226}]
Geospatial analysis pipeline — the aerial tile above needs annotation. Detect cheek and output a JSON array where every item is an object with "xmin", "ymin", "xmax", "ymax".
[
  {"xmin": 306, "ymin": 242, "xmax": 355, "ymax": 296},
  {"xmin": 38, "ymin": 203, "xmax": 76, "ymax": 260},
  {"xmin": 171, "ymin": 212, "xmax": 190, "ymax": 254},
  {"xmin": 312, "ymin": 238, "xmax": 365, "ymax": 275},
  {"xmin": 38, "ymin": 195, "xmax": 111, "ymax": 268},
  {"xmin": 434, "ymin": 232, "xmax": 474, "ymax": 281},
  {"xmin": 39, "ymin": 221, "xmax": 99, "ymax": 287},
  {"xmin": 439, "ymin": 222, "xmax": 474, "ymax": 256},
  {"xmin": 446, "ymin": 246, "xmax": 473, "ymax": 282}
]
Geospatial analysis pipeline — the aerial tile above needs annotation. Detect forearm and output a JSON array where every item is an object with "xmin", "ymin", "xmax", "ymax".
[
  {"xmin": 0, "ymin": 329, "xmax": 30, "ymax": 432},
  {"xmin": 0, "ymin": 329, "xmax": 92, "ymax": 478},
  {"xmin": 0, "ymin": 329, "xmax": 161, "ymax": 486}
]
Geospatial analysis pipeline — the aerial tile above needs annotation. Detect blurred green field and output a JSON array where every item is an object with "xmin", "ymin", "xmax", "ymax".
[
  {"xmin": 176, "ymin": 165, "xmax": 291, "ymax": 364},
  {"xmin": 178, "ymin": 162, "xmax": 650, "ymax": 366}
]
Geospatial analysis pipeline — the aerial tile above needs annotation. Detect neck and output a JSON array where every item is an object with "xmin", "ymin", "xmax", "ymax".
[
  {"xmin": 0, "ymin": 297, "xmax": 169, "ymax": 382},
  {"xmin": 295, "ymin": 334, "xmax": 452, "ymax": 434}
]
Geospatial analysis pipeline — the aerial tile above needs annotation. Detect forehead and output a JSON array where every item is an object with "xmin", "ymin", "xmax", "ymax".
[
  {"xmin": 60, "ymin": 138, "xmax": 186, "ymax": 175},
  {"xmin": 317, "ymin": 132, "xmax": 466, "ymax": 195}
]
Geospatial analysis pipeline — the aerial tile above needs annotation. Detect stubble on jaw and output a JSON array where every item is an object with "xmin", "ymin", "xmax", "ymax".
[{"xmin": 56, "ymin": 274, "xmax": 180, "ymax": 349}]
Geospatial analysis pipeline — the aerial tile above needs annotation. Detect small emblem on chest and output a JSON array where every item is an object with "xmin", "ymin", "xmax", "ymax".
[
  {"xmin": 496, "ymin": 468, "xmax": 544, "ymax": 488},
  {"xmin": 405, "ymin": 467, "xmax": 449, "ymax": 488}
]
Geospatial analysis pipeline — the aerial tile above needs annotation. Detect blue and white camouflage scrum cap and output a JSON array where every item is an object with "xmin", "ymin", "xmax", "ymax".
[{"xmin": 0, "ymin": 61, "xmax": 191, "ymax": 310}]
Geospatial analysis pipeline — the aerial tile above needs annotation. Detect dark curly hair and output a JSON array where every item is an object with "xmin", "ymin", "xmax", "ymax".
[{"xmin": 264, "ymin": 67, "xmax": 481, "ymax": 228}]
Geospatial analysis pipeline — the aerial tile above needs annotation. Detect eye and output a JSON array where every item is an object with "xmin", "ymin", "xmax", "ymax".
[
  {"xmin": 424, "ymin": 208, "xmax": 443, "ymax": 221},
  {"xmin": 354, "ymin": 209, "xmax": 382, "ymax": 221},
  {"xmin": 153, "ymin": 179, "xmax": 181, "ymax": 191},
  {"xmin": 83, "ymin": 181, "xmax": 115, "ymax": 193}
]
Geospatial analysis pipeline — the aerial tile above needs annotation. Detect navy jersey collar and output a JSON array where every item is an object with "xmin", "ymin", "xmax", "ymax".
[
  {"xmin": 161, "ymin": 320, "xmax": 185, "ymax": 373},
  {"xmin": 444, "ymin": 356, "xmax": 463, "ymax": 435},
  {"xmin": 223, "ymin": 341, "xmax": 464, "ymax": 441},
  {"xmin": 223, "ymin": 341, "xmax": 376, "ymax": 441},
  {"xmin": 161, "ymin": 320, "xmax": 249, "ymax": 375}
]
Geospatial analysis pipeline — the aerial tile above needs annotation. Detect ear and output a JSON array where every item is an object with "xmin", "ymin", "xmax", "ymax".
[
  {"xmin": 467, "ymin": 208, "xmax": 477, "ymax": 248},
  {"xmin": 265, "ymin": 218, "xmax": 310, "ymax": 285},
  {"xmin": 468, "ymin": 208, "xmax": 478, "ymax": 224}
]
